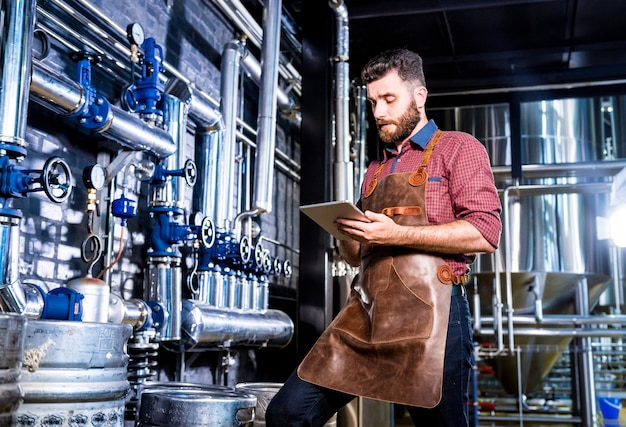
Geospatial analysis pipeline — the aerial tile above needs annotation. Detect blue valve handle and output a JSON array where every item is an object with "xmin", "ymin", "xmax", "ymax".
[
  {"xmin": 124, "ymin": 37, "xmax": 165, "ymax": 116},
  {"xmin": 35, "ymin": 286, "xmax": 84, "ymax": 321},
  {"xmin": 67, "ymin": 51, "xmax": 112, "ymax": 131}
]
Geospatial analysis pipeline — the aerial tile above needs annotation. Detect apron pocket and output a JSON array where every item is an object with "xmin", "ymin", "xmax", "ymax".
[{"xmin": 333, "ymin": 260, "xmax": 434, "ymax": 344}]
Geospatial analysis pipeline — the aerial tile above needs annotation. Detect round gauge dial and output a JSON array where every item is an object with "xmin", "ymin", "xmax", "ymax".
[
  {"xmin": 127, "ymin": 23, "xmax": 145, "ymax": 46},
  {"xmin": 83, "ymin": 164, "xmax": 106, "ymax": 190}
]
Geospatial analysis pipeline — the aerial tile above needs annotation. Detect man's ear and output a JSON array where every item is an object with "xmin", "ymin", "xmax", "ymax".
[{"xmin": 414, "ymin": 86, "xmax": 428, "ymax": 108}]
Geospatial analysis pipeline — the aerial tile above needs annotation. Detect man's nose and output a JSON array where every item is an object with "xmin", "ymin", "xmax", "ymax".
[{"xmin": 372, "ymin": 104, "xmax": 386, "ymax": 119}]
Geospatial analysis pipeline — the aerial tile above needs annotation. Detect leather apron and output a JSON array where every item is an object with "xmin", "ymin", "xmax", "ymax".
[{"xmin": 298, "ymin": 131, "xmax": 458, "ymax": 408}]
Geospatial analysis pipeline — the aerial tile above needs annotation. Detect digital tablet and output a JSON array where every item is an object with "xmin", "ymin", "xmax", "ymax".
[{"xmin": 300, "ymin": 200, "xmax": 367, "ymax": 240}]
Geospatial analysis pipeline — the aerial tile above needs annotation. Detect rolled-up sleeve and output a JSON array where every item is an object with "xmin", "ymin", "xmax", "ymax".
[{"xmin": 447, "ymin": 133, "xmax": 502, "ymax": 249}]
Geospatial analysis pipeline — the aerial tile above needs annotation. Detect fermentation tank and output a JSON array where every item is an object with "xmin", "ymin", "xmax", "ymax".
[{"xmin": 449, "ymin": 98, "xmax": 617, "ymax": 396}]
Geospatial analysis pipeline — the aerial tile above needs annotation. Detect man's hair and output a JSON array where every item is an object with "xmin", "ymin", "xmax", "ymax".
[{"xmin": 360, "ymin": 48, "xmax": 426, "ymax": 87}]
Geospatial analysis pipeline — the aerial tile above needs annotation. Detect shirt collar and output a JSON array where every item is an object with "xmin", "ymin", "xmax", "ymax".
[
  {"xmin": 383, "ymin": 119, "xmax": 439, "ymax": 160},
  {"xmin": 409, "ymin": 119, "xmax": 438, "ymax": 149}
]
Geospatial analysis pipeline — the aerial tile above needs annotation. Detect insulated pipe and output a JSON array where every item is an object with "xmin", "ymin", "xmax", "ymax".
[
  {"xmin": 163, "ymin": 77, "xmax": 225, "ymax": 222},
  {"xmin": 211, "ymin": 0, "xmax": 302, "ymax": 99},
  {"xmin": 196, "ymin": 128, "xmax": 223, "ymax": 225},
  {"xmin": 251, "ymin": 0, "xmax": 281, "ymax": 213},
  {"xmin": 164, "ymin": 77, "xmax": 222, "ymax": 129},
  {"xmin": 163, "ymin": 94, "xmax": 185, "ymax": 205},
  {"xmin": 0, "ymin": 0, "xmax": 36, "ymax": 151},
  {"xmin": 0, "ymin": 0, "xmax": 41, "ymax": 316},
  {"xmin": 168, "ymin": 300, "xmax": 294, "ymax": 351},
  {"xmin": 217, "ymin": 39, "xmax": 246, "ymax": 230},
  {"xmin": 30, "ymin": 60, "xmax": 176, "ymax": 159},
  {"xmin": 330, "ymin": 0, "xmax": 354, "ymax": 203},
  {"xmin": 239, "ymin": 49, "xmax": 295, "ymax": 113}
]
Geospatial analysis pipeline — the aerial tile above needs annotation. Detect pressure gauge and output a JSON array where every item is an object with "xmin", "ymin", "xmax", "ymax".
[
  {"xmin": 127, "ymin": 23, "xmax": 145, "ymax": 46},
  {"xmin": 83, "ymin": 164, "xmax": 106, "ymax": 190}
]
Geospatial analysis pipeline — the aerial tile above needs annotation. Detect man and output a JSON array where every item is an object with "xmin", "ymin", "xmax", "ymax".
[{"xmin": 266, "ymin": 48, "xmax": 502, "ymax": 427}]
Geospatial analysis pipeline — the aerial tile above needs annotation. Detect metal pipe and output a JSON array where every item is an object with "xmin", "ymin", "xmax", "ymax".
[
  {"xmin": 574, "ymin": 276, "xmax": 599, "ymax": 426},
  {"xmin": 30, "ymin": 60, "xmax": 176, "ymax": 159},
  {"xmin": 106, "ymin": 105, "xmax": 176, "ymax": 158},
  {"xmin": 503, "ymin": 187, "xmax": 516, "ymax": 352},
  {"xmin": 211, "ymin": 0, "xmax": 302, "ymax": 99},
  {"xmin": 353, "ymin": 83, "xmax": 367, "ymax": 196},
  {"xmin": 492, "ymin": 160, "xmax": 626, "ymax": 181},
  {"xmin": 168, "ymin": 300, "xmax": 294, "ymax": 351},
  {"xmin": 163, "ymin": 94, "xmax": 185, "ymax": 205},
  {"xmin": 164, "ymin": 77, "xmax": 222, "ymax": 129},
  {"xmin": 195, "ymin": 128, "xmax": 223, "ymax": 223},
  {"xmin": 330, "ymin": 0, "xmax": 354, "ymax": 203},
  {"xmin": 0, "ymin": 0, "xmax": 36, "ymax": 149},
  {"xmin": 477, "ymin": 328, "xmax": 626, "ymax": 338},
  {"xmin": 163, "ymin": 77, "xmax": 226, "ymax": 223},
  {"xmin": 0, "ymin": 0, "xmax": 36, "ymax": 315},
  {"xmin": 216, "ymin": 39, "xmax": 246, "ymax": 230},
  {"xmin": 239, "ymin": 48, "xmax": 295, "ymax": 113},
  {"xmin": 252, "ymin": 0, "xmax": 282, "ymax": 213},
  {"xmin": 478, "ymin": 313, "xmax": 626, "ymax": 326}
]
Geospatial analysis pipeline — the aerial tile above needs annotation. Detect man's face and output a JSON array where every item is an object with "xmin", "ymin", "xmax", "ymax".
[{"xmin": 366, "ymin": 70, "xmax": 423, "ymax": 146}]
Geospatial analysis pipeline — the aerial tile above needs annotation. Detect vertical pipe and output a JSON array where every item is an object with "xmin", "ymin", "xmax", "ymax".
[
  {"xmin": 144, "ymin": 94, "xmax": 186, "ymax": 341},
  {"xmin": 196, "ymin": 128, "xmax": 222, "ymax": 221},
  {"xmin": 0, "ymin": 0, "xmax": 35, "ymax": 150},
  {"xmin": 0, "ymin": 216, "xmax": 25, "ymax": 312},
  {"xmin": 353, "ymin": 84, "xmax": 367, "ymax": 198},
  {"xmin": 575, "ymin": 276, "xmax": 599, "ymax": 426},
  {"xmin": 218, "ymin": 39, "xmax": 245, "ymax": 229},
  {"xmin": 163, "ymin": 94, "xmax": 185, "ymax": 205},
  {"xmin": 252, "ymin": 0, "xmax": 281, "ymax": 213},
  {"xmin": 330, "ymin": 0, "xmax": 353, "ymax": 203},
  {"xmin": 0, "ymin": 0, "xmax": 37, "ymax": 314}
]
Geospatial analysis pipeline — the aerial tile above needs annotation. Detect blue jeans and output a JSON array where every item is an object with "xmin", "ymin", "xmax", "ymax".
[{"xmin": 265, "ymin": 294, "xmax": 473, "ymax": 427}]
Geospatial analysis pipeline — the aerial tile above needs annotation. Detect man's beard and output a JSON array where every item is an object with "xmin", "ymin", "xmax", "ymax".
[{"xmin": 377, "ymin": 100, "xmax": 421, "ymax": 145}]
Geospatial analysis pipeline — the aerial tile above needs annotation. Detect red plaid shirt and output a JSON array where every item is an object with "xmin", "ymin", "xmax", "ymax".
[{"xmin": 358, "ymin": 120, "xmax": 502, "ymax": 275}]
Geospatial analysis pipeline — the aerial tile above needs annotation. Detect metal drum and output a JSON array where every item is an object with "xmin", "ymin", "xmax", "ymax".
[
  {"xmin": 235, "ymin": 382, "xmax": 337, "ymax": 427},
  {"xmin": 0, "ymin": 314, "xmax": 26, "ymax": 427},
  {"xmin": 17, "ymin": 320, "xmax": 132, "ymax": 427},
  {"xmin": 129, "ymin": 381, "xmax": 235, "ymax": 423},
  {"xmin": 140, "ymin": 381, "xmax": 234, "ymax": 394},
  {"xmin": 137, "ymin": 388, "xmax": 257, "ymax": 426}
]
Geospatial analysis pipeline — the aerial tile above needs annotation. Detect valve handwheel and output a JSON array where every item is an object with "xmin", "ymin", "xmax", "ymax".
[
  {"xmin": 239, "ymin": 236, "xmax": 251, "ymax": 264},
  {"xmin": 283, "ymin": 260, "xmax": 292, "ymax": 278},
  {"xmin": 254, "ymin": 242, "xmax": 265, "ymax": 268},
  {"xmin": 42, "ymin": 157, "xmax": 72, "ymax": 203},
  {"xmin": 183, "ymin": 159, "xmax": 197, "ymax": 186},
  {"xmin": 200, "ymin": 217, "xmax": 215, "ymax": 248}
]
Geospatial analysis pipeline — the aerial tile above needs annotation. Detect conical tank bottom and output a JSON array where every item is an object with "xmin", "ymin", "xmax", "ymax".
[{"xmin": 472, "ymin": 272, "xmax": 611, "ymax": 395}]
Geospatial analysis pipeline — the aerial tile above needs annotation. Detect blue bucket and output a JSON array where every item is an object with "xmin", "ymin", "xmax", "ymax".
[{"xmin": 599, "ymin": 397, "xmax": 622, "ymax": 419}]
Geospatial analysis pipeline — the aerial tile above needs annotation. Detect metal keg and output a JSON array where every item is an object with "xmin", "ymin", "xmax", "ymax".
[
  {"xmin": 235, "ymin": 382, "xmax": 337, "ymax": 427},
  {"xmin": 17, "ymin": 320, "xmax": 132, "ymax": 427},
  {"xmin": 0, "ymin": 313, "xmax": 26, "ymax": 427},
  {"xmin": 140, "ymin": 381, "xmax": 234, "ymax": 394},
  {"xmin": 137, "ymin": 388, "xmax": 257, "ymax": 426}
]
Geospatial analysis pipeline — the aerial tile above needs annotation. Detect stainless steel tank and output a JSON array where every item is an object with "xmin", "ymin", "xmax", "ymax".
[
  {"xmin": 0, "ymin": 313, "xmax": 26, "ymax": 427},
  {"xmin": 455, "ymin": 99, "xmax": 613, "ymax": 275},
  {"xmin": 16, "ymin": 320, "xmax": 132, "ymax": 427},
  {"xmin": 445, "ymin": 99, "xmax": 618, "ymax": 396}
]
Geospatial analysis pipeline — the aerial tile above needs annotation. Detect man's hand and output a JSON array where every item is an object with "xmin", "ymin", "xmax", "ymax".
[{"xmin": 335, "ymin": 210, "xmax": 395, "ymax": 245}]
